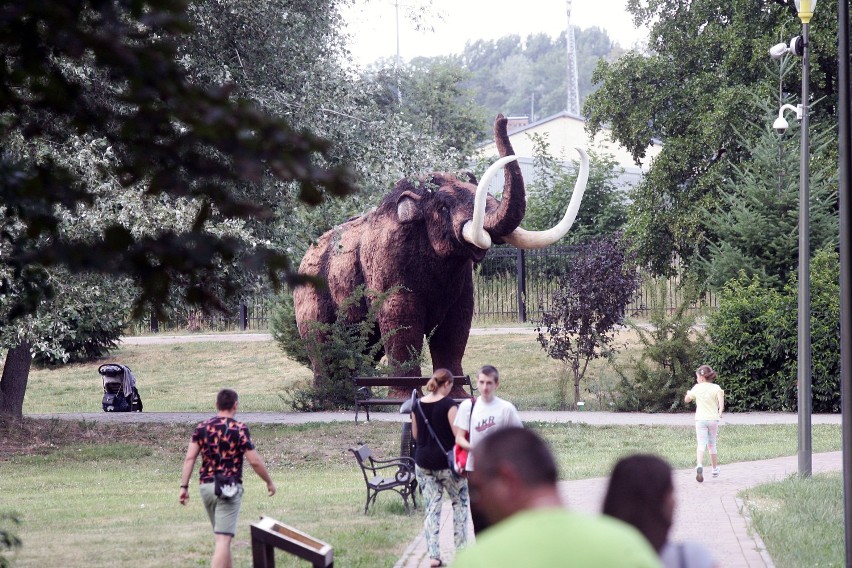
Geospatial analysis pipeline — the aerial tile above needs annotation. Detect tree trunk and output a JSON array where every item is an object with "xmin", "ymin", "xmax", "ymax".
[{"xmin": 0, "ymin": 342, "xmax": 32, "ymax": 418}]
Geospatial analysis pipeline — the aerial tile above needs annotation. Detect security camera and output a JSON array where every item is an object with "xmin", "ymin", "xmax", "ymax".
[
  {"xmin": 773, "ymin": 115, "xmax": 789, "ymax": 135},
  {"xmin": 769, "ymin": 42, "xmax": 789, "ymax": 59}
]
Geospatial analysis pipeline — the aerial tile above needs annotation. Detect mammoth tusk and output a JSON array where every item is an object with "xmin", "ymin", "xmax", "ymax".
[
  {"xmin": 462, "ymin": 155, "xmax": 518, "ymax": 249},
  {"xmin": 502, "ymin": 147, "xmax": 589, "ymax": 250}
]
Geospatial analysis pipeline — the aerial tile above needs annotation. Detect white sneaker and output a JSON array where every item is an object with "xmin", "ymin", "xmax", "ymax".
[
  {"xmin": 696, "ymin": 465, "xmax": 704, "ymax": 483},
  {"xmin": 712, "ymin": 467, "xmax": 720, "ymax": 478}
]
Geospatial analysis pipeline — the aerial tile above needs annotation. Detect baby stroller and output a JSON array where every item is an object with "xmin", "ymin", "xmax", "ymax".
[{"xmin": 99, "ymin": 364, "xmax": 143, "ymax": 412}]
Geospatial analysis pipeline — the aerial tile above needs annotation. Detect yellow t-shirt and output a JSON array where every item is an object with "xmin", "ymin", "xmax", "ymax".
[{"xmin": 687, "ymin": 382, "xmax": 723, "ymax": 421}]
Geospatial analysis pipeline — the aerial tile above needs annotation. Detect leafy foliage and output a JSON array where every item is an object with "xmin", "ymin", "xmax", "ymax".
[
  {"xmin": 275, "ymin": 286, "xmax": 420, "ymax": 411},
  {"xmin": 777, "ymin": 249, "xmax": 841, "ymax": 412},
  {"xmin": 0, "ymin": 0, "xmax": 356, "ymax": 321},
  {"xmin": 269, "ymin": 291, "xmax": 311, "ymax": 368},
  {"xmin": 585, "ymin": 0, "xmax": 840, "ymax": 275},
  {"xmin": 524, "ymin": 133, "xmax": 627, "ymax": 241},
  {"xmin": 365, "ymin": 56, "xmax": 489, "ymax": 157},
  {"xmin": 613, "ymin": 281, "xmax": 707, "ymax": 412},
  {"xmin": 0, "ymin": 513, "xmax": 22, "ymax": 568},
  {"xmin": 459, "ymin": 27, "xmax": 623, "ymax": 123},
  {"xmin": 703, "ymin": 249, "xmax": 840, "ymax": 412},
  {"xmin": 535, "ymin": 235, "xmax": 641, "ymax": 409},
  {"xmin": 703, "ymin": 274, "xmax": 796, "ymax": 411},
  {"xmin": 698, "ymin": 100, "xmax": 838, "ymax": 290}
]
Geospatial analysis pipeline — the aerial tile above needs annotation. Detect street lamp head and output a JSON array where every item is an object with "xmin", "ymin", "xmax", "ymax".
[{"xmin": 794, "ymin": 0, "xmax": 817, "ymax": 23}]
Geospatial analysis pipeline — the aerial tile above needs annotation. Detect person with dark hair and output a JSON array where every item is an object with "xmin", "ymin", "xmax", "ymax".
[
  {"xmin": 453, "ymin": 428, "xmax": 661, "ymax": 568},
  {"xmin": 685, "ymin": 365, "xmax": 725, "ymax": 482},
  {"xmin": 411, "ymin": 368, "xmax": 469, "ymax": 567},
  {"xmin": 179, "ymin": 389, "xmax": 276, "ymax": 568},
  {"xmin": 603, "ymin": 454, "xmax": 717, "ymax": 568},
  {"xmin": 453, "ymin": 364, "xmax": 522, "ymax": 534}
]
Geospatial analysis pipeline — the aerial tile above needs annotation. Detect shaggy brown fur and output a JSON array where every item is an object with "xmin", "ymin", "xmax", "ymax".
[{"xmin": 294, "ymin": 115, "xmax": 524, "ymax": 397}]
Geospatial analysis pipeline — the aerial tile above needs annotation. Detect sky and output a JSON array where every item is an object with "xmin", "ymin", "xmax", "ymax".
[{"xmin": 342, "ymin": 0, "xmax": 650, "ymax": 67}]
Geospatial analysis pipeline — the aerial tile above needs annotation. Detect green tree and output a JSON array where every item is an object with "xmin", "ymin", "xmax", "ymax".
[
  {"xmin": 181, "ymin": 0, "xmax": 462, "ymax": 260},
  {"xmin": 365, "ymin": 56, "xmax": 489, "ymax": 158},
  {"xmin": 458, "ymin": 27, "xmax": 617, "ymax": 122},
  {"xmin": 524, "ymin": 133, "xmax": 627, "ymax": 241},
  {"xmin": 585, "ymin": 0, "xmax": 840, "ymax": 275},
  {"xmin": 0, "ymin": 0, "xmax": 356, "ymax": 417},
  {"xmin": 699, "ymin": 101, "xmax": 838, "ymax": 290}
]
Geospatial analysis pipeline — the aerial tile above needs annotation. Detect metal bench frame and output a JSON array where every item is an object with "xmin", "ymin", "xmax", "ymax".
[{"xmin": 349, "ymin": 444, "xmax": 418, "ymax": 514}]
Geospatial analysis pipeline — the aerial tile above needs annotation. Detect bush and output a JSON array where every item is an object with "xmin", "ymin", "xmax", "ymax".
[
  {"xmin": 613, "ymin": 280, "xmax": 707, "ymax": 412},
  {"xmin": 778, "ymin": 249, "xmax": 841, "ymax": 412},
  {"xmin": 269, "ymin": 291, "xmax": 311, "ymax": 368},
  {"xmin": 32, "ymin": 282, "xmax": 129, "ymax": 365},
  {"xmin": 271, "ymin": 285, "xmax": 420, "ymax": 411},
  {"xmin": 703, "ymin": 249, "xmax": 840, "ymax": 413},
  {"xmin": 703, "ymin": 274, "xmax": 794, "ymax": 411}
]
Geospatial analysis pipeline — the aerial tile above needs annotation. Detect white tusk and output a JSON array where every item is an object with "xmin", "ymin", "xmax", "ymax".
[
  {"xmin": 502, "ymin": 147, "xmax": 588, "ymax": 250},
  {"xmin": 462, "ymin": 155, "xmax": 518, "ymax": 249}
]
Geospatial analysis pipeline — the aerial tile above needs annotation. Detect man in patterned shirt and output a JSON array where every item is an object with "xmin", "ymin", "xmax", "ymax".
[{"xmin": 179, "ymin": 389, "xmax": 276, "ymax": 568}]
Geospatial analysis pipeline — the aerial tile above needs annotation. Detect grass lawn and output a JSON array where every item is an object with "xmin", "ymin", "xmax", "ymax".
[
  {"xmin": 20, "ymin": 332, "xmax": 638, "ymax": 413},
  {"xmin": 3, "ymin": 335, "xmax": 845, "ymax": 566},
  {"xmin": 741, "ymin": 473, "xmax": 845, "ymax": 568},
  {"xmin": 0, "ymin": 415, "xmax": 843, "ymax": 567}
]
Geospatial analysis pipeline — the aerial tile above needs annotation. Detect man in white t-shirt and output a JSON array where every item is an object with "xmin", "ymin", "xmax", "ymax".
[{"xmin": 454, "ymin": 364, "xmax": 522, "ymax": 534}]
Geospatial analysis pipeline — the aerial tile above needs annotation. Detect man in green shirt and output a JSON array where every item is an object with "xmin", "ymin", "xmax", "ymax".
[{"xmin": 453, "ymin": 428, "xmax": 662, "ymax": 568}]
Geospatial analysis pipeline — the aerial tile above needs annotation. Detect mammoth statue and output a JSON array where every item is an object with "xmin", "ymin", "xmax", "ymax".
[{"xmin": 294, "ymin": 114, "xmax": 588, "ymax": 397}]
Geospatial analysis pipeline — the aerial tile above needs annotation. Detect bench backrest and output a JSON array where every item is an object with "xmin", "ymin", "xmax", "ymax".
[{"xmin": 352, "ymin": 375, "xmax": 472, "ymax": 388}]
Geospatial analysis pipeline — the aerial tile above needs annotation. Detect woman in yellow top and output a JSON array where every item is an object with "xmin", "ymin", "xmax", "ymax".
[{"xmin": 684, "ymin": 365, "xmax": 725, "ymax": 483}]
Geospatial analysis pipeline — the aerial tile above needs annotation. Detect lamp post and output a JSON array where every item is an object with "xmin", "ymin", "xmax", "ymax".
[
  {"xmin": 794, "ymin": 0, "xmax": 816, "ymax": 478},
  {"xmin": 795, "ymin": 0, "xmax": 816, "ymax": 479},
  {"xmin": 769, "ymin": 0, "xmax": 817, "ymax": 478}
]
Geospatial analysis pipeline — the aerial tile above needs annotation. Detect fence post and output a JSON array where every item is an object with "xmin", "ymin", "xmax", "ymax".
[
  {"xmin": 150, "ymin": 311, "xmax": 159, "ymax": 333},
  {"xmin": 516, "ymin": 249, "xmax": 527, "ymax": 322},
  {"xmin": 239, "ymin": 302, "xmax": 248, "ymax": 331}
]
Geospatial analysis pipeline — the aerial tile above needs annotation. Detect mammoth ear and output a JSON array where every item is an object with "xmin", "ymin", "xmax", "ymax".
[
  {"xmin": 461, "ymin": 172, "xmax": 477, "ymax": 184},
  {"xmin": 397, "ymin": 190, "xmax": 422, "ymax": 223}
]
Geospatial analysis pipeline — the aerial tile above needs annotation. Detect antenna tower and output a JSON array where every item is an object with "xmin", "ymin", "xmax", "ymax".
[{"xmin": 565, "ymin": 0, "xmax": 580, "ymax": 115}]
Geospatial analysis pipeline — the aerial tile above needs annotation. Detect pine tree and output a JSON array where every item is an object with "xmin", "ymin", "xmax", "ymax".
[{"xmin": 700, "ymin": 99, "xmax": 838, "ymax": 290}]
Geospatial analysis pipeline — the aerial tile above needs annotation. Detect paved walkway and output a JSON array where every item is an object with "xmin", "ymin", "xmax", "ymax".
[{"xmin": 395, "ymin": 450, "xmax": 843, "ymax": 568}]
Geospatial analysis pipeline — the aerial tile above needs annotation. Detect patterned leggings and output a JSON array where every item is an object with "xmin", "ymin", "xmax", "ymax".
[
  {"xmin": 695, "ymin": 420, "xmax": 720, "ymax": 453},
  {"xmin": 415, "ymin": 465, "xmax": 470, "ymax": 561}
]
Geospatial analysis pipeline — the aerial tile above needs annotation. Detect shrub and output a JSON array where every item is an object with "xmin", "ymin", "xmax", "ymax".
[
  {"xmin": 613, "ymin": 280, "xmax": 707, "ymax": 412},
  {"xmin": 703, "ymin": 248, "xmax": 840, "ymax": 412},
  {"xmin": 536, "ymin": 235, "xmax": 641, "ymax": 409},
  {"xmin": 778, "ymin": 249, "xmax": 841, "ymax": 412},
  {"xmin": 703, "ymin": 273, "xmax": 794, "ymax": 411},
  {"xmin": 271, "ymin": 285, "xmax": 420, "ymax": 411}
]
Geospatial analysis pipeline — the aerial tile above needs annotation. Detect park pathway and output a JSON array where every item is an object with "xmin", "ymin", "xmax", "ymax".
[{"xmin": 395, "ymin": 450, "xmax": 843, "ymax": 568}]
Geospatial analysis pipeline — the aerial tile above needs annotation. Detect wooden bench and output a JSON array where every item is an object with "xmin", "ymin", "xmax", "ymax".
[
  {"xmin": 349, "ymin": 444, "xmax": 417, "ymax": 514},
  {"xmin": 352, "ymin": 375, "xmax": 475, "ymax": 422}
]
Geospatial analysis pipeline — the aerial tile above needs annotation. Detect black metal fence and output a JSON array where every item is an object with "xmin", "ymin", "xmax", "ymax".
[
  {"xmin": 139, "ymin": 246, "xmax": 716, "ymax": 332},
  {"xmin": 472, "ymin": 245, "xmax": 716, "ymax": 323}
]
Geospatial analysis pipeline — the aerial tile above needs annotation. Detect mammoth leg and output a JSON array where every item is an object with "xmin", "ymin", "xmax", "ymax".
[
  {"xmin": 428, "ymin": 280, "xmax": 475, "ymax": 399},
  {"xmin": 378, "ymin": 291, "xmax": 425, "ymax": 397}
]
